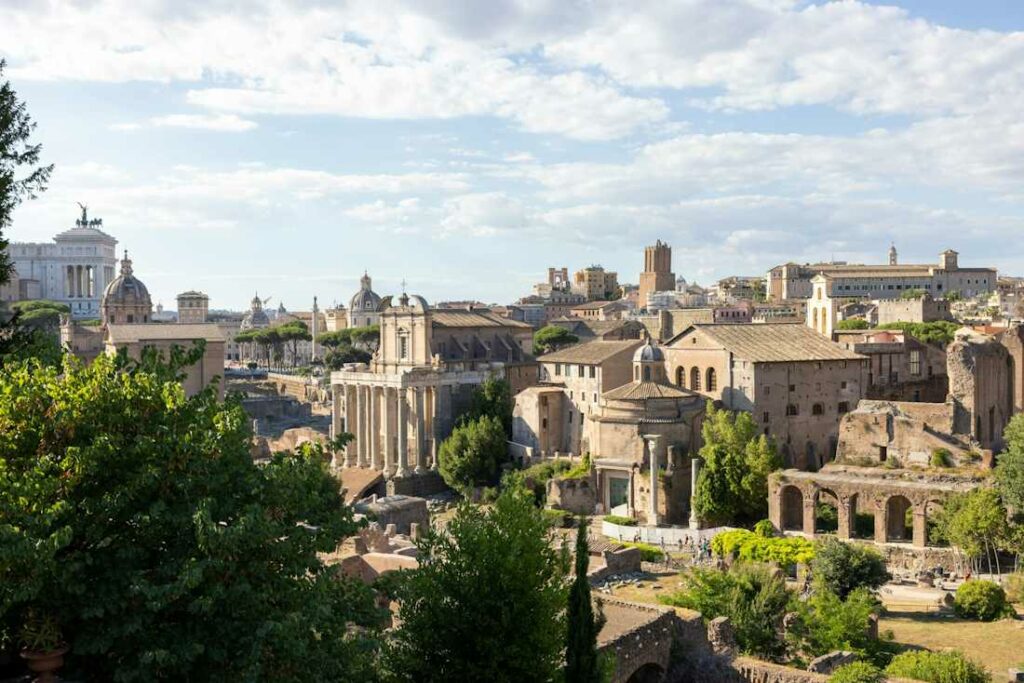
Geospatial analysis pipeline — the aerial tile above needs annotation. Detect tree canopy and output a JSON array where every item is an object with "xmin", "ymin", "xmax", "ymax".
[
  {"xmin": 384, "ymin": 491, "xmax": 568, "ymax": 682},
  {"xmin": 0, "ymin": 349, "xmax": 381, "ymax": 681},
  {"xmin": 693, "ymin": 402, "xmax": 782, "ymax": 526},
  {"xmin": 533, "ymin": 325, "xmax": 578, "ymax": 356},
  {"xmin": 438, "ymin": 414, "xmax": 507, "ymax": 495},
  {"xmin": 876, "ymin": 320, "xmax": 960, "ymax": 346},
  {"xmin": 995, "ymin": 414, "xmax": 1024, "ymax": 513},
  {"xmin": 836, "ymin": 319, "xmax": 869, "ymax": 331},
  {"xmin": 811, "ymin": 537, "xmax": 889, "ymax": 600}
]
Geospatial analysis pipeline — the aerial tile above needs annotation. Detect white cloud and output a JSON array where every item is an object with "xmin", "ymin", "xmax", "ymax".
[
  {"xmin": 439, "ymin": 192, "xmax": 532, "ymax": 237},
  {"xmin": 150, "ymin": 113, "xmax": 257, "ymax": 132}
]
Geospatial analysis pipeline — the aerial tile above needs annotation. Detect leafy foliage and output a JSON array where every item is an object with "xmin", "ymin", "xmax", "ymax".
[
  {"xmin": 384, "ymin": 491, "xmax": 569, "ymax": 682},
  {"xmin": 502, "ymin": 459, "xmax": 574, "ymax": 505},
  {"xmin": 876, "ymin": 321, "xmax": 960, "ymax": 346},
  {"xmin": 602, "ymin": 515, "xmax": 637, "ymax": 527},
  {"xmin": 661, "ymin": 563, "xmax": 791, "ymax": 660},
  {"xmin": 0, "ymin": 351, "xmax": 381, "ymax": 681},
  {"xmin": 811, "ymin": 538, "xmax": 889, "ymax": 600},
  {"xmin": 836, "ymin": 319, "xmax": 870, "ymax": 330},
  {"xmin": 693, "ymin": 402, "xmax": 781, "ymax": 526},
  {"xmin": 711, "ymin": 529, "xmax": 815, "ymax": 570},
  {"xmin": 931, "ymin": 448, "xmax": 953, "ymax": 468},
  {"xmin": 533, "ymin": 325, "xmax": 578, "ymax": 356},
  {"xmin": 619, "ymin": 541, "xmax": 664, "ymax": 563},
  {"xmin": 786, "ymin": 583, "xmax": 884, "ymax": 661},
  {"xmin": 829, "ymin": 662, "xmax": 885, "ymax": 683},
  {"xmin": 565, "ymin": 520, "xmax": 605, "ymax": 683},
  {"xmin": 438, "ymin": 415, "xmax": 508, "ymax": 495},
  {"xmin": 885, "ymin": 650, "xmax": 991, "ymax": 683},
  {"xmin": 954, "ymin": 580, "xmax": 1012, "ymax": 621},
  {"xmin": 996, "ymin": 414, "xmax": 1024, "ymax": 513},
  {"xmin": 931, "ymin": 488, "xmax": 1009, "ymax": 573},
  {"xmin": 462, "ymin": 376, "xmax": 513, "ymax": 434}
]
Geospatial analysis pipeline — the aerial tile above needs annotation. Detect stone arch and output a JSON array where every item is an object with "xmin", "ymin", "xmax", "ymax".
[
  {"xmin": 848, "ymin": 493, "xmax": 874, "ymax": 540},
  {"xmin": 885, "ymin": 495, "xmax": 913, "ymax": 542},
  {"xmin": 780, "ymin": 485, "xmax": 805, "ymax": 531},
  {"xmin": 675, "ymin": 366, "xmax": 686, "ymax": 387},
  {"xmin": 626, "ymin": 662, "xmax": 665, "ymax": 683},
  {"xmin": 690, "ymin": 367, "xmax": 701, "ymax": 391},
  {"xmin": 706, "ymin": 367, "xmax": 717, "ymax": 392},
  {"xmin": 814, "ymin": 488, "xmax": 839, "ymax": 534}
]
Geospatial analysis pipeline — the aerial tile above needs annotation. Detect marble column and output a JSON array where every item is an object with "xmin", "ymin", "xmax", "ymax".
[
  {"xmin": 429, "ymin": 386, "xmax": 439, "ymax": 470},
  {"xmin": 644, "ymin": 434, "xmax": 660, "ymax": 527},
  {"xmin": 330, "ymin": 385, "xmax": 342, "ymax": 469},
  {"xmin": 689, "ymin": 457, "xmax": 702, "ymax": 530},
  {"xmin": 396, "ymin": 386, "xmax": 409, "ymax": 477},
  {"xmin": 369, "ymin": 387, "xmax": 381, "ymax": 470},
  {"xmin": 383, "ymin": 387, "xmax": 395, "ymax": 477},
  {"xmin": 414, "ymin": 387, "xmax": 426, "ymax": 474},
  {"xmin": 343, "ymin": 385, "xmax": 357, "ymax": 467},
  {"xmin": 356, "ymin": 385, "xmax": 368, "ymax": 467}
]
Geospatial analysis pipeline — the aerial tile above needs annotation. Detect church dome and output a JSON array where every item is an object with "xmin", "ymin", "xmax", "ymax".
[
  {"xmin": 350, "ymin": 272, "xmax": 382, "ymax": 313},
  {"xmin": 241, "ymin": 293, "xmax": 270, "ymax": 330},
  {"xmin": 101, "ymin": 251, "xmax": 153, "ymax": 324},
  {"xmin": 633, "ymin": 338, "xmax": 664, "ymax": 363}
]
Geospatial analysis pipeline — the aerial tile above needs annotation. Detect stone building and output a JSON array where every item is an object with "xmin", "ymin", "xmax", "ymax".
[
  {"xmin": 876, "ymin": 293, "xmax": 953, "ymax": 325},
  {"xmin": 349, "ymin": 272, "xmax": 383, "ymax": 328},
  {"xmin": 101, "ymin": 251, "xmax": 152, "ymax": 324},
  {"xmin": 176, "ymin": 290, "xmax": 210, "ymax": 323},
  {"xmin": 638, "ymin": 241, "xmax": 674, "ymax": 312},
  {"xmin": 570, "ymin": 299, "xmax": 629, "ymax": 321},
  {"xmin": 512, "ymin": 338, "xmax": 704, "ymax": 523},
  {"xmin": 330, "ymin": 292, "xmax": 534, "ymax": 492},
  {"xmin": 663, "ymin": 323, "xmax": 868, "ymax": 469},
  {"xmin": 767, "ymin": 248, "xmax": 996, "ymax": 302},
  {"xmin": 833, "ymin": 329, "xmax": 947, "ymax": 403},
  {"xmin": 6, "ymin": 206, "xmax": 118, "ymax": 319},
  {"xmin": 573, "ymin": 265, "xmax": 619, "ymax": 302}
]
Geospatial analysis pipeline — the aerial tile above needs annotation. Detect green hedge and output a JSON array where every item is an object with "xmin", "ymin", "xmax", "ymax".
[
  {"xmin": 711, "ymin": 529, "xmax": 815, "ymax": 569},
  {"xmin": 954, "ymin": 580, "xmax": 1012, "ymax": 621},
  {"xmin": 829, "ymin": 662, "xmax": 885, "ymax": 683},
  {"xmin": 620, "ymin": 541, "xmax": 664, "ymax": 562},
  {"xmin": 886, "ymin": 650, "xmax": 990, "ymax": 683},
  {"xmin": 603, "ymin": 515, "xmax": 637, "ymax": 527}
]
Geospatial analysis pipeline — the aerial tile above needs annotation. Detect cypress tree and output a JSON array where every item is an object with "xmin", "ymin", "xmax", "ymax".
[{"xmin": 565, "ymin": 518, "xmax": 604, "ymax": 682}]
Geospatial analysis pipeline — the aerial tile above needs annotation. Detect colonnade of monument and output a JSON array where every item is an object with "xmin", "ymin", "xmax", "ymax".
[{"xmin": 334, "ymin": 383, "xmax": 439, "ymax": 478}]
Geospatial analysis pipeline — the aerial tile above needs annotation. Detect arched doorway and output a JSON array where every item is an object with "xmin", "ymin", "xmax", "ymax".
[
  {"xmin": 815, "ymin": 489, "xmax": 839, "ymax": 534},
  {"xmin": 849, "ymin": 493, "xmax": 874, "ymax": 540},
  {"xmin": 886, "ymin": 495, "xmax": 913, "ymax": 542},
  {"xmin": 781, "ymin": 486, "xmax": 804, "ymax": 531},
  {"xmin": 626, "ymin": 662, "xmax": 665, "ymax": 683}
]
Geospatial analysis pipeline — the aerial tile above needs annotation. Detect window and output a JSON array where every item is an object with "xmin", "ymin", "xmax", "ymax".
[
  {"xmin": 541, "ymin": 418, "xmax": 548, "ymax": 429},
  {"xmin": 763, "ymin": 412, "xmax": 770, "ymax": 423},
  {"xmin": 763, "ymin": 386, "xmax": 770, "ymax": 396},
  {"xmin": 399, "ymin": 335, "xmax": 409, "ymax": 360},
  {"xmin": 578, "ymin": 364, "xmax": 584, "ymax": 377},
  {"xmin": 568, "ymin": 411, "xmax": 573, "ymax": 423},
  {"xmin": 812, "ymin": 403, "xmax": 824, "ymax": 416},
  {"xmin": 786, "ymin": 404, "xmax": 799, "ymax": 416},
  {"xmin": 690, "ymin": 367, "xmax": 701, "ymax": 391},
  {"xmin": 706, "ymin": 367, "xmax": 717, "ymax": 391},
  {"xmin": 589, "ymin": 366, "xmax": 596, "ymax": 379},
  {"xmin": 909, "ymin": 350, "xmax": 921, "ymax": 375},
  {"xmin": 555, "ymin": 363, "xmax": 562, "ymax": 376},
  {"xmin": 841, "ymin": 381, "xmax": 847, "ymax": 390},
  {"xmin": 838, "ymin": 401, "xmax": 850, "ymax": 413},
  {"xmin": 788, "ymin": 384, "xmax": 795, "ymax": 392},
  {"xmin": 878, "ymin": 445, "xmax": 887, "ymax": 461}
]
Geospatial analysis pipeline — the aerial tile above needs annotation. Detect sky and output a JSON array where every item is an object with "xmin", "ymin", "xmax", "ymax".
[{"xmin": 2, "ymin": 0, "xmax": 1024, "ymax": 312}]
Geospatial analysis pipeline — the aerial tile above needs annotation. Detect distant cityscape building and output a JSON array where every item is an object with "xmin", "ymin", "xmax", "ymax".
[
  {"xmin": 573, "ymin": 265, "xmax": 618, "ymax": 302},
  {"xmin": 638, "ymin": 241, "xmax": 674, "ymax": 311},
  {"xmin": 6, "ymin": 206, "xmax": 118, "ymax": 318},
  {"xmin": 176, "ymin": 290, "xmax": 210, "ymax": 324},
  {"xmin": 349, "ymin": 272, "xmax": 383, "ymax": 328},
  {"xmin": 102, "ymin": 251, "xmax": 152, "ymax": 324}
]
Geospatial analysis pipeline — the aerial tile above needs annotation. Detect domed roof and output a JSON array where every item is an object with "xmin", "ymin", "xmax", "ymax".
[
  {"xmin": 633, "ymin": 338, "xmax": 664, "ymax": 362},
  {"xmin": 350, "ymin": 272, "xmax": 382, "ymax": 313},
  {"xmin": 102, "ymin": 251, "xmax": 151, "ymax": 307},
  {"xmin": 241, "ymin": 292, "xmax": 270, "ymax": 330},
  {"xmin": 398, "ymin": 292, "xmax": 429, "ymax": 311}
]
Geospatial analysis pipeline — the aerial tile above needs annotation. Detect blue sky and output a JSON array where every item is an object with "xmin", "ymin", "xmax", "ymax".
[{"xmin": 2, "ymin": 0, "xmax": 1024, "ymax": 311}]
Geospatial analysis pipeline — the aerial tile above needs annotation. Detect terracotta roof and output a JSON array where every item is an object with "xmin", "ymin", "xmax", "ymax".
[
  {"xmin": 106, "ymin": 323, "xmax": 226, "ymax": 344},
  {"xmin": 431, "ymin": 309, "xmax": 532, "ymax": 329},
  {"xmin": 538, "ymin": 340, "xmax": 642, "ymax": 364},
  {"xmin": 602, "ymin": 380, "xmax": 693, "ymax": 401},
  {"xmin": 680, "ymin": 323, "xmax": 865, "ymax": 363}
]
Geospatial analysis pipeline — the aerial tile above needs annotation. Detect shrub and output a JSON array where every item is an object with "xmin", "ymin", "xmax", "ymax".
[
  {"xmin": 836, "ymin": 319, "xmax": 870, "ymax": 330},
  {"xmin": 438, "ymin": 415, "xmax": 508, "ymax": 495},
  {"xmin": 1004, "ymin": 572, "xmax": 1024, "ymax": 605},
  {"xmin": 886, "ymin": 650, "xmax": 990, "ymax": 683},
  {"xmin": 661, "ymin": 563, "xmax": 791, "ymax": 660},
  {"xmin": 542, "ymin": 508, "xmax": 571, "ymax": 528},
  {"xmin": 603, "ymin": 515, "xmax": 637, "ymax": 527},
  {"xmin": 954, "ymin": 580, "xmax": 1011, "ymax": 621},
  {"xmin": 830, "ymin": 662, "xmax": 885, "ymax": 683},
  {"xmin": 787, "ymin": 584, "xmax": 884, "ymax": 661},
  {"xmin": 931, "ymin": 448, "xmax": 953, "ymax": 468},
  {"xmin": 811, "ymin": 538, "xmax": 889, "ymax": 600},
  {"xmin": 753, "ymin": 519, "xmax": 775, "ymax": 537},
  {"xmin": 711, "ymin": 529, "xmax": 815, "ymax": 570},
  {"xmin": 620, "ymin": 542, "xmax": 663, "ymax": 562}
]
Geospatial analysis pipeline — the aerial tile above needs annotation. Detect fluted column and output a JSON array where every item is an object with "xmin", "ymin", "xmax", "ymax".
[
  {"xmin": 414, "ymin": 386, "xmax": 426, "ymax": 474},
  {"xmin": 330, "ymin": 385, "xmax": 342, "ymax": 469},
  {"xmin": 359, "ymin": 386, "xmax": 371, "ymax": 467},
  {"xmin": 343, "ymin": 385, "xmax": 357, "ymax": 468},
  {"xmin": 369, "ymin": 387, "xmax": 381, "ymax": 470},
  {"xmin": 396, "ymin": 386, "xmax": 409, "ymax": 477},
  {"xmin": 645, "ymin": 434, "xmax": 661, "ymax": 527},
  {"xmin": 429, "ymin": 386, "xmax": 439, "ymax": 470},
  {"xmin": 383, "ymin": 387, "xmax": 395, "ymax": 477}
]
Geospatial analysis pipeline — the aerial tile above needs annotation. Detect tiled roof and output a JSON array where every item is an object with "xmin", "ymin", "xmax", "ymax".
[
  {"xmin": 538, "ymin": 340, "xmax": 641, "ymax": 364},
  {"xmin": 431, "ymin": 309, "xmax": 532, "ymax": 329},
  {"xmin": 106, "ymin": 323, "xmax": 226, "ymax": 343},
  {"xmin": 683, "ymin": 323, "xmax": 865, "ymax": 362},
  {"xmin": 602, "ymin": 380, "xmax": 693, "ymax": 401}
]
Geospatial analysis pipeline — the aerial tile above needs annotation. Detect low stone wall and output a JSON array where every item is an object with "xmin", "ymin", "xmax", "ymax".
[
  {"xmin": 601, "ymin": 520, "xmax": 733, "ymax": 549},
  {"xmin": 547, "ymin": 476, "xmax": 596, "ymax": 515},
  {"xmin": 732, "ymin": 658, "xmax": 827, "ymax": 683},
  {"xmin": 387, "ymin": 471, "xmax": 448, "ymax": 497},
  {"xmin": 597, "ymin": 599, "xmax": 676, "ymax": 683},
  {"xmin": 588, "ymin": 547, "xmax": 643, "ymax": 583}
]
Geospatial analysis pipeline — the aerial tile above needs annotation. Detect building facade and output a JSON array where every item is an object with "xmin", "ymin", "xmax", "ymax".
[
  {"xmin": 638, "ymin": 241, "xmax": 674, "ymax": 312},
  {"xmin": 7, "ymin": 207, "xmax": 118, "ymax": 319},
  {"xmin": 573, "ymin": 266, "xmax": 619, "ymax": 302},
  {"xmin": 349, "ymin": 272, "xmax": 383, "ymax": 328},
  {"xmin": 176, "ymin": 290, "xmax": 210, "ymax": 324}
]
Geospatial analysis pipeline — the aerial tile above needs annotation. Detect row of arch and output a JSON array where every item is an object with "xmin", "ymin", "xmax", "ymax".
[
  {"xmin": 673, "ymin": 366, "xmax": 716, "ymax": 392},
  {"xmin": 776, "ymin": 483, "xmax": 944, "ymax": 547}
]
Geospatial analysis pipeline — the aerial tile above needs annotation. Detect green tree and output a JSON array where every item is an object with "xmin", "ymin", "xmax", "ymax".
[
  {"xmin": 932, "ymin": 488, "xmax": 1009, "ymax": 575},
  {"xmin": 995, "ymin": 414, "xmax": 1024, "ymax": 513},
  {"xmin": 829, "ymin": 662, "xmax": 885, "ymax": 683},
  {"xmin": 385, "ymin": 491, "xmax": 569, "ymax": 682},
  {"xmin": 533, "ymin": 325, "xmax": 578, "ymax": 356},
  {"xmin": 437, "ymin": 415, "xmax": 507, "ymax": 495},
  {"xmin": 876, "ymin": 320, "xmax": 960, "ymax": 346},
  {"xmin": 275, "ymin": 320, "xmax": 311, "ymax": 367},
  {"xmin": 836, "ymin": 319, "xmax": 870, "ymax": 330},
  {"xmin": 463, "ymin": 376, "xmax": 513, "ymax": 434},
  {"xmin": 886, "ymin": 650, "xmax": 990, "ymax": 683},
  {"xmin": 811, "ymin": 538, "xmax": 889, "ymax": 600},
  {"xmin": 0, "ymin": 350, "xmax": 381, "ymax": 681},
  {"xmin": 324, "ymin": 345, "xmax": 372, "ymax": 370},
  {"xmin": 693, "ymin": 402, "xmax": 782, "ymax": 526},
  {"xmin": 786, "ymin": 583, "xmax": 884, "ymax": 661},
  {"xmin": 661, "ymin": 562, "xmax": 790, "ymax": 660},
  {"xmin": 954, "ymin": 580, "xmax": 1011, "ymax": 621},
  {"xmin": 565, "ymin": 519, "xmax": 604, "ymax": 683}
]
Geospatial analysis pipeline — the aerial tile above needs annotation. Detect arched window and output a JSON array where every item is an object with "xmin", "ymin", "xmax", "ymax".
[
  {"xmin": 706, "ymin": 368, "xmax": 717, "ymax": 392},
  {"xmin": 786, "ymin": 403, "xmax": 799, "ymax": 416},
  {"xmin": 690, "ymin": 367, "xmax": 701, "ymax": 391},
  {"xmin": 675, "ymin": 366, "xmax": 686, "ymax": 387}
]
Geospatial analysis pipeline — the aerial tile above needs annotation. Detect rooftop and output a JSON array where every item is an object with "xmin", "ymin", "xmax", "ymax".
[
  {"xmin": 602, "ymin": 380, "xmax": 693, "ymax": 401},
  {"xmin": 538, "ymin": 339, "xmax": 642, "ymax": 365},
  {"xmin": 106, "ymin": 323, "xmax": 226, "ymax": 344},
  {"xmin": 431, "ymin": 309, "xmax": 532, "ymax": 329},
  {"xmin": 677, "ymin": 323, "xmax": 865, "ymax": 363}
]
